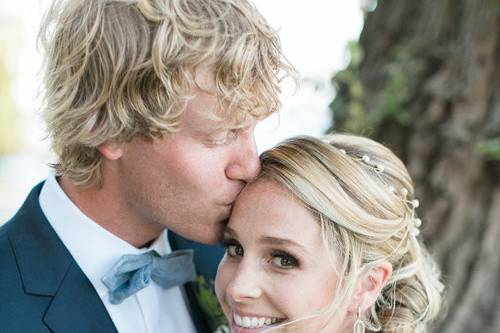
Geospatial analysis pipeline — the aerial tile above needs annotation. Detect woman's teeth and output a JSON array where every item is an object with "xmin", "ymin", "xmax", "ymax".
[{"xmin": 234, "ymin": 313, "xmax": 284, "ymax": 329}]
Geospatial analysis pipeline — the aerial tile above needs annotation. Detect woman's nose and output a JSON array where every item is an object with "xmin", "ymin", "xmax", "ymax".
[{"xmin": 225, "ymin": 261, "xmax": 262, "ymax": 303}]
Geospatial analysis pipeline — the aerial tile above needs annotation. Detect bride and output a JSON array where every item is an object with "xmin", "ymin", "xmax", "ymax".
[{"xmin": 215, "ymin": 134, "xmax": 444, "ymax": 333}]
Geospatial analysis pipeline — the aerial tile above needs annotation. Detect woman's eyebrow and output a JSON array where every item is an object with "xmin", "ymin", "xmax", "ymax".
[{"xmin": 258, "ymin": 236, "xmax": 310, "ymax": 255}]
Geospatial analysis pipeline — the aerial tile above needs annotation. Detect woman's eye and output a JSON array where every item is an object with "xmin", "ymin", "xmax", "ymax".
[
  {"xmin": 271, "ymin": 252, "xmax": 298, "ymax": 269},
  {"xmin": 227, "ymin": 244, "xmax": 244, "ymax": 257}
]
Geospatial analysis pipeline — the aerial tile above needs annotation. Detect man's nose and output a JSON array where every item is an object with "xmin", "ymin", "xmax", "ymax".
[
  {"xmin": 225, "ymin": 131, "xmax": 261, "ymax": 182},
  {"xmin": 225, "ymin": 260, "xmax": 262, "ymax": 302}
]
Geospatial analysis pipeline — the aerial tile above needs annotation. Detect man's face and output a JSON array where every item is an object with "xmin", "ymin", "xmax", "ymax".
[{"xmin": 116, "ymin": 70, "xmax": 261, "ymax": 244}]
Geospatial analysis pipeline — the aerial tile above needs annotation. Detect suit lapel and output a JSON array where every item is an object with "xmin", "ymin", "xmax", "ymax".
[
  {"xmin": 43, "ymin": 262, "xmax": 117, "ymax": 333},
  {"xmin": 9, "ymin": 183, "xmax": 225, "ymax": 333},
  {"xmin": 8, "ymin": 183, "xmax": 117, "ymax": 333}
]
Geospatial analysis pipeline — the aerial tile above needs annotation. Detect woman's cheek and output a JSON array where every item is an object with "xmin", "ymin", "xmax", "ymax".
[
  {"xmin": 215, "ymin": 260, "xmax": 235, "ymax": 316},
  {"xmin": 215, "ymin": 261, "xmax": 228, "ymax": 302}
]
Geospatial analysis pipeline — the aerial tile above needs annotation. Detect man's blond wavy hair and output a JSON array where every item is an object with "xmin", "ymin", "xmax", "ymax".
[{"xmin": 39, "ymin": 0, "xmax": 294, "ymax": 187}]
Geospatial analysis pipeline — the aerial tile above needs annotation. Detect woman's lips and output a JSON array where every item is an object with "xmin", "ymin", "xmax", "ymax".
[{"xmin": 231, "ymin": 311, "xmax": 287, "ymax": 332}]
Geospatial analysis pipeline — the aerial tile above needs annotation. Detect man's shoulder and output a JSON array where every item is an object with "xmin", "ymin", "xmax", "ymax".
[
  {"xmin": 0, "ymin": 221, "xmax": 45, "ymax": 299},
  {"xmin": 0, "ymin": 179, "xmax": 39, "ymax": 238},
  {"xmin": 0, "ymin": 181, "xmax": 70, "ymax": 290},
  {"xmin": 0, "ymin": 220, "xmax": 17, "ymax": 275},
  {"xmin": 0, "ymin": 188, "xmax": 55, "ymax": 332},
  {"xmin": 1, "ymin": 181, "xmax": 45, "ymax": 223},
  {"xmin": 0, "ymin": 223, "xmax": 14, "ymax": 262},
  {"xmin": 0, "ymin": 209, "xmax": 27, "ymax": 237},
  {"xmin": 0, "ymin": 182, "xmax": 117, "ymax": 332},
  {"xmin": 0, "ymin": 181, "xmax": 56, "ymax": 282},
  {"xmin": 0, "ymin": 182, "xmax": 42, "ymax": 238}
]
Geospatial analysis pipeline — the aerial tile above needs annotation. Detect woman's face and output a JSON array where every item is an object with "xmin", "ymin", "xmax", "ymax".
[{"xmin": 215, "ymin": 180, "xmax": 347, "ymax": 333}]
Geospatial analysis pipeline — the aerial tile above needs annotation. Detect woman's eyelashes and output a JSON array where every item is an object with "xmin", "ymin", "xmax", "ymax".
[
  {"xmin": 222, "ymin": 238, "xmax": 300, "ymax": 269},
  {"xmin": 269, "ymin": 250, "xmax": 299, "ymax": 269},
  {"xmin": 223, "ymin": 239, "xmax": 244, "ymax": 258}
]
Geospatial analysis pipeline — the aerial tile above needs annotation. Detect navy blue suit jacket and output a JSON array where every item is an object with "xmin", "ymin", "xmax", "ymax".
[{"xmin": 0, "ymin": 182, "xmax": 225, "ymax": 333}]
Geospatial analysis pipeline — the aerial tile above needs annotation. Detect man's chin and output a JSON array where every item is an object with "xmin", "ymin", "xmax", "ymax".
[
  {"xmin": 167, "ymin": 208, "xmax": 230, "ymax": 244},
  {"xmin": 202, "ymin": 221, "xmax": 226, "ymax": 244},
  {"xmin": 220, "ymin": 217, "xmax": 230, "ymax": 226},
  {"xmin": 184, "ymin": 220, "xmax": 226, "ymax": 245}
]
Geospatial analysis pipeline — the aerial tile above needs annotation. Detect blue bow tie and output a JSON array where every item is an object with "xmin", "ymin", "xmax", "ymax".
[{"xmin": 102, "ymin": 249, "xmax": 197, "ymax": 304}]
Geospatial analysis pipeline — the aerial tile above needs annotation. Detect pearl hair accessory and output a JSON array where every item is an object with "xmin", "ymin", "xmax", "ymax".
[
  {"xmin": 340, "ymin": 149, "xmax": 387, "ymax": 174},
  {"xmin": 394, "ymin": 184, "xmax": 422, "ymax": 237},
  {"xmin": 338, "ymin": 147, "xmax": 422, "ymax": 237}
]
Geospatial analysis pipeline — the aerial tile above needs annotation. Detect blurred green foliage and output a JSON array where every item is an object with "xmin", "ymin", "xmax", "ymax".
[
  {"xmin": 374, "ymin": 49, "xmax": 413, "ymax": 127},
  {"xmin": 195, "ymin": 276, "xmax": 227, "ymax": 331},
  {"xmin": 329, "ymin": 41, "xmax": 370, "ymax": 134},
  {"xmin": 477, "ymin": 138, "xmax": 500, "ymax": 160},
  {"xmin": 330, "ymin": 41, "xmax": 423, "ymax": 135},
  {"xmin": 0, "ymin": 42, "xmax": 19, "ymax": 155}
]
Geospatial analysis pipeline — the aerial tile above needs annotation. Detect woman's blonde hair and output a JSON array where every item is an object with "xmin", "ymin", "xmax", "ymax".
[
  {"xmin": 259, "ymin": 134, "xmax": 445, "ymax": 332},
  {"xmin": 39, "ymin": 0, "xmax": 294, "ymax": 187}
]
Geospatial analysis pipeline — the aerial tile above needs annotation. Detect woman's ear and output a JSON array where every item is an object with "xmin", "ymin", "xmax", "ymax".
[
  {"xmin": 348, "ymin": 261, "xmax": 393, "ymax": 313},
  {"xmin": 97, "ymin": 141, "xmax": 124, "ymax": 161}
]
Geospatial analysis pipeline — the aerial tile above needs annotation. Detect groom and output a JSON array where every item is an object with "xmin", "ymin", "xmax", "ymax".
[{"xmin": 0, "ymin": 0, "xmax": 291, "ymax": 332}]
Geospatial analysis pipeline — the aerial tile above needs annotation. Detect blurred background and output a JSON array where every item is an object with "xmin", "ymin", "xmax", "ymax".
[{"xmin": 0, "ymin": 1, "xmax": 499, "ymax": 332}]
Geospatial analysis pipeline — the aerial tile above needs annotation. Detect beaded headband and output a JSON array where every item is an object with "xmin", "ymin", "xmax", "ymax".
[{"xmin": 338, "ymin": 148, "xmax": 422, "ymax": 237}]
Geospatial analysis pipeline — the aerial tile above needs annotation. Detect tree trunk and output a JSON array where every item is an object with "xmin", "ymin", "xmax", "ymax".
[{"xmin": 330, "ymin": 1, "xmax": 500, "ymax": 332}]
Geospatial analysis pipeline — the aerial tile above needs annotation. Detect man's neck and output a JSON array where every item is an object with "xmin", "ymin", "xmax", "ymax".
[{"xmin": 58, "ymin": 176, "xmax": 164, "ymax": 248}]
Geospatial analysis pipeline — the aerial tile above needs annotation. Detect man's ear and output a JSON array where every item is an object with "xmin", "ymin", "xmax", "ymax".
[
  {"xmin": 97, "ymin": 141, "xmax": 124, "ymax": 161},
  {"xmin": 348, "ymin": 261, "xmax": 393, "ymax": 314}
]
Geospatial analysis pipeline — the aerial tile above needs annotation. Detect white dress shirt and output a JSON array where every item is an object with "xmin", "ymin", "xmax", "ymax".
[{"xmin": 39, "ymin": 174, "xmax": 197, "ymax": 333}]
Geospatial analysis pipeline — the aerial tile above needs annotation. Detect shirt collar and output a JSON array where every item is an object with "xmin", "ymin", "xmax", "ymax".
[{"xmin": 39, "ymin": 174, "xmax": 171, "ymax": 297}]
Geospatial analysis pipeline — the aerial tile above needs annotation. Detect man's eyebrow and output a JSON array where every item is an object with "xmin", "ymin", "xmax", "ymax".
[
  {"xmin": 202, "ymin": 116, "xmax": 256, "ymax": 131},
  {"xmin": 191, "ymin": 126, "xmax": 226, "ymax": 138}
]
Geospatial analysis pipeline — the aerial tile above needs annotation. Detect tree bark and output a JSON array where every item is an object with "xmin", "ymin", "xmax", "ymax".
[{"xmin": 330, "ymin": 1, "xmax": 500, "ymax": 332}]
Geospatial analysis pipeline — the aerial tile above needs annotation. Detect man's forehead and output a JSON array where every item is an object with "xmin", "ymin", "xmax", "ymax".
[
  {"xmin": 183, "ymin": 105, "xmax": 255, "ymax": 132},
  {"xmin": 188, "ymin": 62, "xmax": 262, "ymax": 131},
  {"xmin": 205, "ymin": 111, "xmax": 256, "ymax": 130},
  {"xmin": 193, "ymin": 63, "xmax": 216, "ymax": 93}
]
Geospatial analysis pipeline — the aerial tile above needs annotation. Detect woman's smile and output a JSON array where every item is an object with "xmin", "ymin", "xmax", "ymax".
[{"xmin": 231, "ymin": 311, "xmax": 287, "ymax": 331}]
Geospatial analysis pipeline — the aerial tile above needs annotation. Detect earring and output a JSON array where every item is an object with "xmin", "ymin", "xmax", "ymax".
[{"xmin": 353, "ymin": 307, "xmax": 365, "ymax": 333}]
